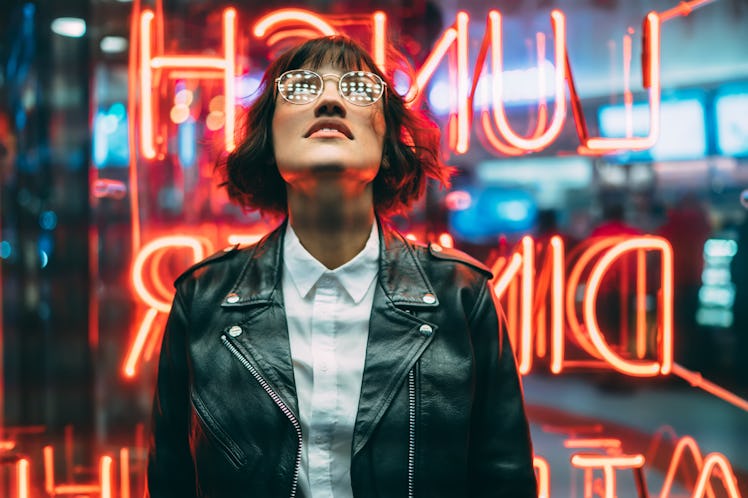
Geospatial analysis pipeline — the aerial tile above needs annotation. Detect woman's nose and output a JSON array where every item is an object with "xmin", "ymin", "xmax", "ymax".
[{"xmin": 314, "ymin": 80, "xmax": 346, "ymax": 117}]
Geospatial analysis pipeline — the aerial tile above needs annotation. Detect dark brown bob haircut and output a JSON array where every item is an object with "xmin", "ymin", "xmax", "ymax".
[{"xmin": 218, "ymin": 35, "xmax": 451, "ymax": 217}]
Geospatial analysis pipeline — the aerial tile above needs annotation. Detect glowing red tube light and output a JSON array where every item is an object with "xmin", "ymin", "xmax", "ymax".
[
  {"xmin": 659, "ymin": 436, "xmax": 717, "ymax": 498},
  {"xmin": 124, "ymin": 235, "xmax": 210, "ymax": 377},
  {"xmin": 581, "ymin": 13, "xmax": 661, "ymax": 153},
  {"xmin": 253, "ymin": 8, "xmax": 336, "ymax": 38},
  {"xmin": 485, "ymin": 10, "xmax": 567, "ymax": 152},
  {"xmin": 492, "ymin": 235, "xmax": 673, "ymax": 377},
  {"xmin": 582, "ymin": 237, "xmax": 673, "ymax": 376},
  {"xmin": 570, "ymin": 453, "xmax": 646, "ymax": 498},
  {"xmin": 372, "ymin": 11, "xmax": 387, "ymax": 72},
  {"xmin": 671, "ymin": 363, "xmax": 748, "ymax": 413},
  {"xmin": 17, "ymin": 459, "xmax": 29, "ymax": 498},
  {"xmin": 139, "ymin": 8, "xmax": 237, "ymax": 159},
  {"xmin": 549, "ymin": 236, "xmax": 565, "ymax": 374},
  {"xmin": 533, "ymin": 456, "xmax": 550, "ymax": 498}
]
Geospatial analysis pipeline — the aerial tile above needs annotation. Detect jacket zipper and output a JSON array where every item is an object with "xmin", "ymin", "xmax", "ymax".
[
  {"xmin": 408, "ymin": 367, "xmax": 416, "ymax": 498},
  {"xmin": 221, "ymin": 335, "xmax": 303, "ymax": 498}
]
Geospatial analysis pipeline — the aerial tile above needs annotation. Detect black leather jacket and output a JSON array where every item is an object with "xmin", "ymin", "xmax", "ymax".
[{"xmin": 147, "ymin": 221, "xmax": 537, "ymax": 497}]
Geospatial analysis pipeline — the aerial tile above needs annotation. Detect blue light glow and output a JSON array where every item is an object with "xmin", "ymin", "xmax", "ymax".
[
  {"xmin": 178, "ymin": 120, "xmax": 196, "ymax": 168},
  {"xmin": 428, "ymin": 81, "xmax": 452, "ymax": 115},
  {"xmin": 51, "ymin": 17, "xmax": 86, "ymax": 38},
  {"xmin": 236, "ymin": 74, "xmax": 262, "ymax": 105},
  {"xmin": 449, "ymin": 187, "xmax": 537, "ymax": 243},
  {"xmin": 598, "ymin": 99, "xmax": 707, "ymax": 161},
  {"xmin": 109, "ymin": 102, "xmax": 126, "ymax": 121},
  {"xmin": 0, "ymin": 241, "xmax": 11, "ymax": 259},
  {"xmin": 92, "ymin": 105, "xmax": 130, "ymax": 168},
  {"xmin": 426, "ymin": 61, "xmax": 557, "ymax": 116},
  {"xmin": 93, "ymin": 112, "xmax": 109, "ymax": 167},
  {"xmin": 715, "ymin": 93, "xmax": 748, "ymax": 156},
  {"xmin": 392, "ymin": 70, "xmax": 411, "ymax": 97},
  {"xmin": 39, "ymin": 211, "xmax": 58, "ymax": 230}
]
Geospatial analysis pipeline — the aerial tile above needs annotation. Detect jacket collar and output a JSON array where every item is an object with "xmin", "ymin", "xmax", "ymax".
[
  {"xmin": 221, "ymin": 217, "xmax": 439, "ymax": 310},
  {"xmin": 220, "ymin": 217, "xmax": 440, "ymax": 455}
]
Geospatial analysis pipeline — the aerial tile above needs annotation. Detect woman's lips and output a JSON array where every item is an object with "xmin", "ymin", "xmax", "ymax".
[
  {"xmin": 308, "ymin": 128, "xmax": 350, "ymax": 139},
  {"xmin": 304, "ymin": 120, "xmax": 353, "ymax": 139}
]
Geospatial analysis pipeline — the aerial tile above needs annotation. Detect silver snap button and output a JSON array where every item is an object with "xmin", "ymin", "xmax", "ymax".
[
  {"xmin": 419, "ymin": 324, "xmax": 433, "ymax": 336},
  {"xmin": 228, "ymin": 325, "xmax": 242, "ymax": 337},
  {"xmin": 422, "ymin": 293, "xmax": 436, "ymax": 304},
  {"xmin": 226, "ymin": 293, "xmax": 240, "ymax": 304},
  {"xmin": 431, "ymin": 243, "xmax": 443, "ymax": 252}
]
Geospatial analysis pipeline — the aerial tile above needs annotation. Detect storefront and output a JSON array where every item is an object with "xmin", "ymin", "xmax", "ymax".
[{"xmin": 1, "ymin": 0, "xmax": 747, "ymax": 495}]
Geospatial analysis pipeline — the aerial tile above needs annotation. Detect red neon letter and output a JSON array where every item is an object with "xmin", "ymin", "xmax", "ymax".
[
  {"xmin": 692, "ymin": 454, "xmax": 743, "ymax": 498},
  {"xmin": 124, "ymin": 236, "xmax": 211, "ymax": 377},
  {"xmin": 580, "ymin": 13, "xmax": 661, "ymax": 152},
  {"xmin": 491, "ymin": 236, "xmax": 535, "ymax": 374},
  {"xmin": 491, "ymin": 236, "xmax": 569, "ymax": 375},
  {"xmin": 372, "ymin": 11, "xmax": 387, "ymax": 73},
  {"xmin": 571, "ymin": 453, "xmax": 646, "ymax": 498},
  {"xmin": 403, "ymin": 12, "xmax": 470, "ymax": 154},
  {"xmin": 17, "ymin": 458, "xmax": 30, "ymax": 498},
  {"xmin": 583, "ymin": 237, "xmax": 673, "ymax": 376},
  {"xmin": 533, "ymin": 456, "xmax": 551, "ymax": 498},
  {"xmin": 139, "ymin": 8, "xmax": 237, "ymax": 158},
  {"xmin": 253, "ymin": 9, "xmax": 336, "ymax": 40},
  {"xmin": 480, "ymin": 10, "xmax": 568, "ymax": 153}
]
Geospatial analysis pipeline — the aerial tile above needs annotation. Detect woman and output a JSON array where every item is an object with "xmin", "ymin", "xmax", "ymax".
[{"xmin": 147, "ymin": 35, "xmax": 537, "ymax": 498}]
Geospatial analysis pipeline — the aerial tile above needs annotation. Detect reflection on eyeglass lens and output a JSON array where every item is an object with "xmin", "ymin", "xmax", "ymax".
[{"xmin": 277, "ymin": 70, "xmax": 385, "ymax": 106}]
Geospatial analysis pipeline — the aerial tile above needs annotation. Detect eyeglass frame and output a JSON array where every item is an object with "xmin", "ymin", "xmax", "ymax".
[{"xmin": 274, "ymin": 69, "xmax": 388, "ymax": 107}]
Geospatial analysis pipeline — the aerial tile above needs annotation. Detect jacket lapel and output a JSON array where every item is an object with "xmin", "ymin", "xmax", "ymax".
[
  {"xmin": 352, "ymin": 223, "xmax": 439, "ymax": 455},
  {"xmin": 218, "ymin": 220, "xmax": 440, "ymax": 450},
  {"xmin": 220, "ymin": 222, "xmax": 300, "ymax": 418}
]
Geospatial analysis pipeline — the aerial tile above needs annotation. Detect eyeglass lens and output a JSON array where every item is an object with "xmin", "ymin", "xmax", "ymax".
[{"xmin": 278, "ymin": 70, "xmax": 384, "ymax": 105}]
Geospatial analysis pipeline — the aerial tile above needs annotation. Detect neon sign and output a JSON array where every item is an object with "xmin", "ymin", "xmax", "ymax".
[
  {"xmin": 123, "ymin": 232, "xmax": 676, "ymax": 379},
  {"xmin": 3, "ymin": 430, "xmax": 741, "ymax": 497},
  {"xmin": 120, "ymin": 230, "xmax": 748, "ymax": 416},
  {"xmin": 104, "ymin": 1, "xmax": 747, "ymax": 495},
  {"xmin": 130, "ymin": 6, "xmax": 677, "ymax": 160},
  {"xmin": 114, "ymin": 232, "xmax": 746, "ymax": 495}
]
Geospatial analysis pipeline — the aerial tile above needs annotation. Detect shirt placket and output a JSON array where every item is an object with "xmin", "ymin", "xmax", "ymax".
[{"xmin": 309, "ymin": 274, "xmax": 339, "ymax": 495}]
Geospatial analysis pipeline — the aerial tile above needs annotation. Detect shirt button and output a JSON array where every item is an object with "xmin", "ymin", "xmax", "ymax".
[{"xmin": 319, "ymin": 276, "xmax": 334, "ymax": 286}]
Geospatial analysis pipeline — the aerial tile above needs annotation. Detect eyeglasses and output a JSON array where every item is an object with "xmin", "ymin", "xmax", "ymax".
[{"xmin": 275, "ymin": 69, "xmax": 387, "ymax": 106}]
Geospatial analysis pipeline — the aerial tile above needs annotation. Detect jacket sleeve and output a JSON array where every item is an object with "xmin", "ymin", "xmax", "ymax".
[
  {"xmin": 467, "ymin": 280, "xmax": 538, "ymax": 497},
  {"xmin": 146, "ymin": 286, "xmax": 197, "ymax": 498}
]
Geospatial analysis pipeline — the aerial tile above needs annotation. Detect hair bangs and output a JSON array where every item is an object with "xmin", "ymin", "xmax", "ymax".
[{"xmin": 285, "ymin": 37, "xmax": 373, "ymax": 73}]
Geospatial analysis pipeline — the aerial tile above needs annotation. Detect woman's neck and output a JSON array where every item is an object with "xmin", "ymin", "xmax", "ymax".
[{"xmin": 286, "ymin": 188, "xmax": 376, "ymax": 270}]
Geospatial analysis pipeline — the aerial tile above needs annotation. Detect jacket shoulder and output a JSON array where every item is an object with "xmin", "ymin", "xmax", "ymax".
[
  {"xmin": 426, "ymin": 242, "xmax": 492, "ymax": 279},
  {"xmin": 174, "ymin": 243, "xmax": 244, "ymax": 286}
]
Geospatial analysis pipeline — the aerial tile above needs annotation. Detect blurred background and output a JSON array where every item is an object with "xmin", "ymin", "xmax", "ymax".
[{"xmin": 0, "ymin": 0, "xmax": 747, "ymax": 496}]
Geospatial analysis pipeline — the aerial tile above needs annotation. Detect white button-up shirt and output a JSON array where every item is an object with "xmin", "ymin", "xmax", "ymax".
[{"xmin": 282, "ymin": 222, "xmax": 379, "ymax": 498}]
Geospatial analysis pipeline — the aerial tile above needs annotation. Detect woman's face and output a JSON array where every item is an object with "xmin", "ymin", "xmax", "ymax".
[{"xmin": 271, "ymin": 63, "xmax": 386, "ymax": 197}]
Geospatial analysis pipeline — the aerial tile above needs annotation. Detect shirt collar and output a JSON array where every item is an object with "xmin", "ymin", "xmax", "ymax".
[{"xmin": 283, "ymin": 222, "xmax": 379, "ymax": 304}]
